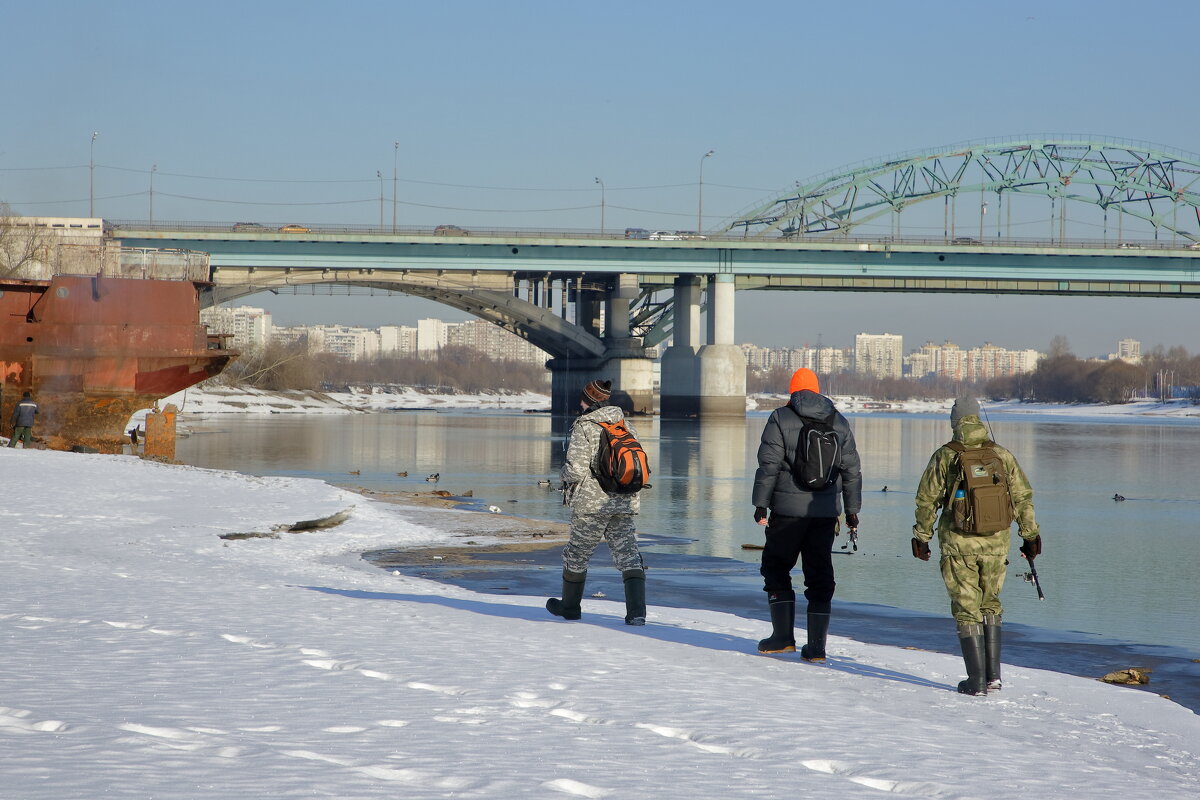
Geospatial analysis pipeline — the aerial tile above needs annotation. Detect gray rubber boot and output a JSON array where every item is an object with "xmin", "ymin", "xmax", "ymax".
[
  {"xmin": 622, "ymin": 569, "xmax": 647, "ymax": 626},
  {"xmin": 757, "ymin": 592, "xmax": 796, "ymax": 653},
  {"xmin": 983, "ymin": 613, "xmax": 1002, "ymax": 690},
  {"xmin": 546, "ymin": 570, "xmax": 587, "ymax": 620},
  {"xmin": 800, "ymin": 612, "xmax": 831, "ymax": 662},
  {"xmin": 956, "ymin": 622, "xmax": 988, "ymax": 696}
]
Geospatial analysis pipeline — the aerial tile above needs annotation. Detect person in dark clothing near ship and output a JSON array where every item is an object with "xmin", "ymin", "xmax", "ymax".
[
  {"xmin": 8, "ymin": 392, "xmax": 38, "ymax": 448},
  {"xmin": 752, "ymin": 368, "xmax": 862, "ymax": 661}
]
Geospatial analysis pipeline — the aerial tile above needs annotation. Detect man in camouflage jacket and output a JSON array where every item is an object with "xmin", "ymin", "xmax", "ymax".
[
  {"xmin": 912, "ymin": 396, "xmax": 1041, "ymax": 695},
  {"xmin": 546, "ymin": 379, "xmax": 647, "ymax": 625}
]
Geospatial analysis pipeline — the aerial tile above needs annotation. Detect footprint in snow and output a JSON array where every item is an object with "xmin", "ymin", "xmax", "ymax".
[{"xmin": 542, "ymin": 778, "xmax": 612, "ymax": 798}]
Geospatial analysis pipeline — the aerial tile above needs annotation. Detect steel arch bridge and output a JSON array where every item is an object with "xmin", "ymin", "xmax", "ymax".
[{"xmin": 723, "ymin": 136, "xmax": 1200, "ymax": 242}]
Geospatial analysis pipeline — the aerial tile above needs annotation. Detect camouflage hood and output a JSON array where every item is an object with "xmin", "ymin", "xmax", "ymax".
[
  {"xmin": 952, "ymin": 415, "xmax": 991, "ymax": 447},
  {"xmin": 579, "ymin": 404, "xmax": 627, "ymax": 426}
]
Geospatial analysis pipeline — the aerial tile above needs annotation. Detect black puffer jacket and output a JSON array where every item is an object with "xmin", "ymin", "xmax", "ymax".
[{"xmin": 752, "ymin": 389, "xmax": 862, "ymax": 518}]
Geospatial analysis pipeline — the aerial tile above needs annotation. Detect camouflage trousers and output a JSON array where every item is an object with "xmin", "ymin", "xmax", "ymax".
[
  {"xmin": 939, "ymin": 554, "xmax": 1007, "ymax": 625},
  {"xmin": 562, "ymin": 512, "xmax": 644, "ymax": 574}
]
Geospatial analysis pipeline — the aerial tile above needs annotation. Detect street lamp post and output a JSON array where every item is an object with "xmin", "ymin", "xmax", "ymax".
[
  {"xmin": 149, "ymin": 164, "xmax": 157, "ymax": 223},
  {"xmin": 377, "ymin": 170, "xmax": 384, "ymax": 229},
  {"xmin": 392, "ymin": 141, "xmax": 399, "ymax": 234},
  {"xmin": 698, "ymin": 149, "xmax": 714, "ymax": 232},
  {"xmin": 89, "ymin": 131, "xmax": 99, "ymax": 217},
  {"xmin": 594, "ymin": 177, "xmax": 605, "ymax": 235}
]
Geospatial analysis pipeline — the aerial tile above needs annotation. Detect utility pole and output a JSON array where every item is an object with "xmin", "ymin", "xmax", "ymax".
[
  {"xmin": 698, "ymin": 150, "xmax": 714, "ymax": 232},
  {"xmin": 89, "ymin": 131, "xmax": 99, "ymax": 217},
  {"xmin": 594, "ymin": 177, "xmax": 605, "ymax": 235}
]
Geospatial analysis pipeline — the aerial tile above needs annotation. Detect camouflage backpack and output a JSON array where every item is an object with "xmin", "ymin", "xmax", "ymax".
[{"xmin": 944, "ymin": 441, "xmax": 1014, "ymax": 534}]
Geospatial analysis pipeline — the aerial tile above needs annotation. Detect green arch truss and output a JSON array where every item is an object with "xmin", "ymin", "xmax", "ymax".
[{"xmin": 724, "ymin": 136, "xmax": 1200, "ymax": 241}]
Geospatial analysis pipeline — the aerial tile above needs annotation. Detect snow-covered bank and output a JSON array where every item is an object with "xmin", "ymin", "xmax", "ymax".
[
  {"xmin": 152, "ymin": 384, "xmax": 552, "ymax": 417},
  {"xmin": 2, "ymin": 448, "xmax": 1197, "ymax": 799},
  {"xmin": 752, "ymin": 393, "xmax": 1200, "ymax": 419},
  {"xmin": 155, "ymin": 384, "xmax": 1200, "ymax": 422}
]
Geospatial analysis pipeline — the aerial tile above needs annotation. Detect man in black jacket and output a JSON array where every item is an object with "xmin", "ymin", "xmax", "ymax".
[
  {"xmin": 751, "ymin": 368, "xmax": 862, "ymax": 660},
  {"xmin": 8, "ymin": 392, "xmax": 38, "ymax": 449}
]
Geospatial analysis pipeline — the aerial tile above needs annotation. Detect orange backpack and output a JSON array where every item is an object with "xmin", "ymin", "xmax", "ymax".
[{"xmin": 592, "ymin": 419, "xmax": 650, "ymax": 494}]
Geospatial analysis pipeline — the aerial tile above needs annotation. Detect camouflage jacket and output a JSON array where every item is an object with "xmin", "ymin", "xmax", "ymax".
[
  {"xmin": 560, "ymin": 404, "xmax": 641, "ymax": 516},
  {"xmin": 913, "ymin": 415, "xmax": 1039, "ymax": 556}
]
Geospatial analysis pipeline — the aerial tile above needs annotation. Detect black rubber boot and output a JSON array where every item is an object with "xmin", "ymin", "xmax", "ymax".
[
  {"xmin": 957, "ymin": 622, "xmax": 988, "ymax": 696},
  {"xmin": 983, "ymin": 613, "xmax": 1002, "ymax": 691},
  {"xmin": 800, "ymin": 611, "xmax": 831, "ymax": 662},
  {"xmin": 622, "ymin": 569, "xmax": 647, "ymax": 626},
  {"xmin": 757, "ymin": 592, "xmax": 796, "ymax": 653},
  {"xmin": 546, "ymin": 570, "xmax": 586, "ymax": 620}
]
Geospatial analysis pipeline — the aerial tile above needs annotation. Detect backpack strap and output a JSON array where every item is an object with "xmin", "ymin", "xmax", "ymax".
[
  {"xmin": 779, "ymin": 406, "xmax": 836, "ymax": 468},
  {"xmin": 942, "ymin": 440, "xmax": 966, "ymax": 510}
]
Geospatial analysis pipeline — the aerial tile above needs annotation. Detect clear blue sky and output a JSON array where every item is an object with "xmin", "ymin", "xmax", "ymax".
[{"xmin": 4, "ymin": 0, "xmax": 1199, "ymax": 357}]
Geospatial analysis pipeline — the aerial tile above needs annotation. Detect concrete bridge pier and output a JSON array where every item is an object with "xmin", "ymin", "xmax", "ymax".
[
  {"xmin": 696, "ymin": 273, "xmax": 746, "ymax": 416},
  {"xmin": 548, "ymin": 274, "xmax": 655, "ymax": 417},
  {"xmin": 659, "ymin": 276, "xmax": 702, "ymax": 416}
]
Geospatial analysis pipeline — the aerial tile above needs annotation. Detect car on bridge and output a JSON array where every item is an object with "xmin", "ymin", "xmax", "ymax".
[
  {"xmin": 675, "ymin": 230, "xmax": 707, "ymax": 240},
  {"xmin": 649, "ymin": 230, "xmax": 684, "ymax": 241},
  {"xmin": 434, "ymin": 224, "xmax": 468, "ymax": 236},
  {"xmin": 278, "ymin": 224, "xmax": 311, "ymax": 233},
  {"xmin": 624, "ymin": 228, "xmax": 650, "ymax": 239},
  {"xmin": 232, "ymin": 222, "xmax": 266, "ymax": 232}
]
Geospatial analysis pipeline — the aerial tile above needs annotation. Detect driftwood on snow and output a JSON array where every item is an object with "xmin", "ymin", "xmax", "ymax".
[{"xmin": 273, "ymin": 507, "xmax": 355, "ymax": 532}]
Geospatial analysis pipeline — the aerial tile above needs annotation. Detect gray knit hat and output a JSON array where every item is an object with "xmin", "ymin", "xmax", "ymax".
[{"xmin": 951, "ymin": 396, "xmax": 981, "ymax": 428}]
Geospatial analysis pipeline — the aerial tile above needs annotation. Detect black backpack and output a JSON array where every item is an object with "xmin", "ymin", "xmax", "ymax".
[{"xmin": 786, "ymin": 408, "xmax": 841, "ymax": 491}]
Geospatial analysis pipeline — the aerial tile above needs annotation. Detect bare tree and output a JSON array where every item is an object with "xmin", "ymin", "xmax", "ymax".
[{"xmin": 0, "ymin": 204, "xmax": 54, "ymax": 278}]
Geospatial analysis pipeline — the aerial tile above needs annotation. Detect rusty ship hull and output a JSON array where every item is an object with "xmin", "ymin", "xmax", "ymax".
[{"xmin": 1, "ymin": 267, "xmax": 235, "ymax": 452}]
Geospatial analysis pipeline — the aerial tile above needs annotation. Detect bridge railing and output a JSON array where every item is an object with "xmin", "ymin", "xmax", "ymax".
[
  {"xmin": 105, "ymin": 220, "xmax": 1200, "ymax": 252},
  {"xmin": 51, "ymin": 244, "xmax": 210, "ymax": 281}
]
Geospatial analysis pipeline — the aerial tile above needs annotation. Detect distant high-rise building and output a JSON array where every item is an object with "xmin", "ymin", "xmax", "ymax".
[
  {"xmin": 854, "ymin": 333, "xmax": 904, "ymax": 379},
  {"xmin": 200, "ymin": 305, "xmax": 273, "ymax": 350},
  {"xmin": 907, "ymin": 340, "xmax": 1041, "ymax": 380},
  {"xmin": 379, "ymin": 324, "xmax": 418, "ymax": 356},
  {"xmin": 739, "ymin": 344, "xmax": 849, "ymax": 375},
  {"xmin": 416, "ymin": 318, "xmax": 450, "ymax": 355},
  {"xmin": 1115, "ymin": 338, "xmax": 1142, "ymax": 363}
]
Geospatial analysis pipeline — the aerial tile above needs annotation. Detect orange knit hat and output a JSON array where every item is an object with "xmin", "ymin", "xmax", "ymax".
[{"xmin": 788, "ymin": 368, "xmax": 820, "ymax": 395}]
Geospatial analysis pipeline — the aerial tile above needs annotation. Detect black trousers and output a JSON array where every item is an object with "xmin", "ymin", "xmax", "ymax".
[{"xmin": 759, "ymin": 514, "xmax": 837, "ymax": 614}]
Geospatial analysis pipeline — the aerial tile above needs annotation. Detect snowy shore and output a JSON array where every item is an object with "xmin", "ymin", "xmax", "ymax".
[
  {"xmin": 152, "ymin": 383, "xmax": 1200, "ymax": 421},
  {"xmin": 1, "ymin": 447, "xmax": 1198, "ymax": 798}
]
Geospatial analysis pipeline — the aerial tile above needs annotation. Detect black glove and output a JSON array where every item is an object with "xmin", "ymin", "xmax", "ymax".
[
  {"xmin": 911, "ymin": 538, "xmax": 931, "ymax": 561},
  {"xmin": 753, "ymin": 507, "xmax": 769, "ymax": 524},
  {"xmin": 845, "ymin": 513, "xmax": 859, "ymax": 529},
  {"xmin": 1020, "ymin": 535, "xmax": 1042, "ymax": 560}
]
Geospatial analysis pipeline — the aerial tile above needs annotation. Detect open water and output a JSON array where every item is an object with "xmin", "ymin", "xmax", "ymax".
[{"xmin": 175, "ymin": 409, "xmax": 1200, "ymax": 660}]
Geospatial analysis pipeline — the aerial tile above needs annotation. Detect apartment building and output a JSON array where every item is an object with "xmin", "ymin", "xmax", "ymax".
[{"xmin": 854, "ymin": 332, "xmax": 904, "ymax": 379}]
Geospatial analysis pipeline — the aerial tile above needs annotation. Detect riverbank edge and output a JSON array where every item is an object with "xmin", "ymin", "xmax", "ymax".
[{"xmin": 355, "ymin": 487, "xmax": 1200, "ymax": 714}]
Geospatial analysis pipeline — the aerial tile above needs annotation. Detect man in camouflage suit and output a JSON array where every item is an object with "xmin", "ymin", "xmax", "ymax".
[
  {"xmin": 546, "ymin": 379, "xmax": 647, "ymax": 625},
  {"xmin": 912, "ymin": 396, "xmax": 1041, "ymax": 696}
]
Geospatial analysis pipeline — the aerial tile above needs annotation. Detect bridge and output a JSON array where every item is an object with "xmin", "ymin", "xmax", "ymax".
[{"xmin": 104, "ymin": 137, "xmax": 1200, "ymax": 416}]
